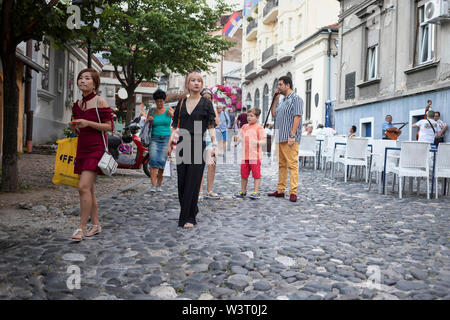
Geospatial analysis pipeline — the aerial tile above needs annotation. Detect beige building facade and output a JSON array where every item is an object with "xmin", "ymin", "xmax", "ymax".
[{"xmin": 241, "ymin": 0, "xmax": 340, "ymax": 126}]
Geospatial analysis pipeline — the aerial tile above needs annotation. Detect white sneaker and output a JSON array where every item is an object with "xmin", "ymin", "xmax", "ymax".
[
  {"xmin": 150, "ymin": 185, "xmax": 157, "ymax": 193},
  {"xmin": 156, "ymin": 185, "xmax": 162, "ymax": 192}
]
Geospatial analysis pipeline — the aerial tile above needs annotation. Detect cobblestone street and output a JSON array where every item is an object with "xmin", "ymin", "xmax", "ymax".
[{"xmin": 1, "ymin": 152, "xmax": 449, "ymax": 300}]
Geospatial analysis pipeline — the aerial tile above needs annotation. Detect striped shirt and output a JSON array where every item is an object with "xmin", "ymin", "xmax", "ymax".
[{"xmin": 274, "ymin": 92, "xmax": 303, "ymax": 143}]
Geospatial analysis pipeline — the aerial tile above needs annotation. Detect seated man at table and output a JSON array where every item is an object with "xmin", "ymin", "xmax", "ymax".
[
  {"xmin": 302, "ymin": 124, "xmax": 314, "ymax": 136},
  {"xmin": 412, "ymin": 110, "xmax": 438, "ymax": 144},
  {"xmin": 382, "ymin": 115, "xmax": 401, "ymax": 140}
]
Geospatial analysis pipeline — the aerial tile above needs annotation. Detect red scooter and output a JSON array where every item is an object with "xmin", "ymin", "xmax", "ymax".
[{"xmin": 107, "ymin": 123, "xmax": 151, "ymax": 177}]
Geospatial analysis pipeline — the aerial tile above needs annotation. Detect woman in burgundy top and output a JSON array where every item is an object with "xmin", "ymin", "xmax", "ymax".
[{"xmin": 68, "ymin": 68, "xmax": 114, "ymax": 241}]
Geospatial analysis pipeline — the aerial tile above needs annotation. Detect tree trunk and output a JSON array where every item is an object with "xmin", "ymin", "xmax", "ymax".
[
  {"xmin": 125, "ymin": 88, "xmax": 135, "ymax": 124},
  {"xmin": 1, "ymin": 49, "xmax": 19, "ymax": 192}
]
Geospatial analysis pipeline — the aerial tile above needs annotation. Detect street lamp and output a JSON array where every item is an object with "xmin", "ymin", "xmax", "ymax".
[
  {"xmin": 158, "ymin": 76, "xmax": 168, "ymax": 92},
  {"xmin": 245, "ymin": 96, "xmax": 252, "ymax": 109}
]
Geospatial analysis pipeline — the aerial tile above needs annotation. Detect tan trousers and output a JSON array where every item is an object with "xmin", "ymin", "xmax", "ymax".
[{"xmin": 277, "ymin": 141, "xmax": 299, "ymax": 195}]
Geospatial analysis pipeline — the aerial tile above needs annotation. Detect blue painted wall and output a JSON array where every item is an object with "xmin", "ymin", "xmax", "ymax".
[{"xmin": 334, "ymin": 88, "xmax": 450, "ymax": 142}]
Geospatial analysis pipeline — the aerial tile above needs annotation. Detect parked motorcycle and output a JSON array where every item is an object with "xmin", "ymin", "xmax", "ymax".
[{"xmin": 107, "ymin": 122, "xmax": 151, "ymax": 177}]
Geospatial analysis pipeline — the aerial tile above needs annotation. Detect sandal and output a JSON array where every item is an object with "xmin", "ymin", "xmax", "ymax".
[
  {"xmin": 199, "ymin": 193, "xmax": 204, "ymax": 202},
  {"xmin": 183, "ymin": 223, "xmax": 194, "ymax": 229},
  {"xmin": 69, "ymin": 228, "xmax": 85, "ymax": 242},
  {"xmin": 206, "ymin": 191, "xmax": 220, "ymax": 199},
  {"xmin": 85, "ymin": 224, "xmax": 102, "ymax": 237}
]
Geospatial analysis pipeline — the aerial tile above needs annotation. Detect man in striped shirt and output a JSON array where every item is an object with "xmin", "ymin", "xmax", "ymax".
[{"xmin": 268, "ymin": 76, "xmax": 303, "ymax": 202}]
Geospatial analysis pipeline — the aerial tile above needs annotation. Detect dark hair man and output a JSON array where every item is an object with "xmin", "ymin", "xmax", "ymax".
[{"xmin": 268, "ymin": 76, "xmax": 303, "ymax": 202}]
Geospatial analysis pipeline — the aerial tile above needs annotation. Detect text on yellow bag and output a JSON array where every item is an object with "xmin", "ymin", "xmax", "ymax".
[{"xmin": 52, "ymin": 137, "xmax": 79, "ymax": 188}]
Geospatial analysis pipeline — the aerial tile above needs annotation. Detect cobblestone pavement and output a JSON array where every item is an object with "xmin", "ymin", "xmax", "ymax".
[{"xmin": 1, "ymin": 151, "xmax": 449, "ymax": 300}]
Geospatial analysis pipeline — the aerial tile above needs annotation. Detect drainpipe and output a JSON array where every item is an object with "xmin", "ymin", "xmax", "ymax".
[
  {"xmin": 327, "ymin": 28, "xmax": 332, "ymax": 101},
  {"xmin": 327, "ymin": 28, "xmax": 332, "ymax": 127},
  {"xmin": 25, "ymin": 40, "xmax": 33, "ymax": 153}
]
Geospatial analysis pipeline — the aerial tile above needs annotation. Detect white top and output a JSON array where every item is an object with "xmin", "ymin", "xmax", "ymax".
[
  {"xmin": 436, "ymin": 119, "xmax": 446, "ymax": 132},
  {"xmin": 416, "ymin": 119, "xmax": 438, "ymax": 143}
]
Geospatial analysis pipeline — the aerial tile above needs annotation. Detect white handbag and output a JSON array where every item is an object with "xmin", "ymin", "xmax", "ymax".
[{"xmin": 95, "ymin": 99, "xmax": 118, "ymax": 176}]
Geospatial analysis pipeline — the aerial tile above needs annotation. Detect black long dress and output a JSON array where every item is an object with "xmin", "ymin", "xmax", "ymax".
[{"xmin": 172, "ymin": 97, "xmax": 216, "ymax": 227}]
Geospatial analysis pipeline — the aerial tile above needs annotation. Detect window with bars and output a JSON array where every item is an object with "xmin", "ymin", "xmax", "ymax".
[
  {"xmin": 416, "ymin": 3, "xmax": 435, "ymax": 65},
  {"xmin": 305, "ymin": 79, "xmax": 312, "ymax": 120},
  {"xmin": 366, "ymin": 45, "xmax": 378, "ymax": 81},
  {"xmin": 41, "ymin": 39, "xmax": 50, "ymax": 91},
  {"xmin": 67, "ymin": 59, "xmax": 75, "ymax": 104}
]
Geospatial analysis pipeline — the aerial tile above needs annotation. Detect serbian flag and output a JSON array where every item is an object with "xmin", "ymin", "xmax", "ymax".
[
  {"xmin": 243, "ymin": 0, "xmax": 260, "ymax": 18},
  {"xmin": 222, "ymin": 12, "xmax": 242, "ymax": 38}
]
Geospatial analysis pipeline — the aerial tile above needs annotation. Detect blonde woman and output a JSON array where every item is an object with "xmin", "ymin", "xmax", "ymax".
[
  {"xmin": 199, "ymin": 88, "xmax": 220, "ymax": 201},
  {"xmin": 68, "ymin": 68, "xmax": 114, "ymax": 241},
  {"xmin": 166, "ymin": 71, "xmax": 217, "ymax": 228}
]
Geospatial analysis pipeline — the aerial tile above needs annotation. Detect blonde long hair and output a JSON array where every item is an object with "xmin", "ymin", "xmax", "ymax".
[{"xmin": 184, "ymin": 71, "xmax": 204, "ymax": 95}]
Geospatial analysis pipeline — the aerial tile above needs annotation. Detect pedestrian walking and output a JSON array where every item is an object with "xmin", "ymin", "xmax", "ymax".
[
  {"xmin": 236, "ymin": 107, "xmax": 248, "ymax": 128},
  {"xmin": 215, "ymin": 105, "xmax": 230, "ymax": 156},
  {"xmin": 233, "ymin": 108, "xmax": 266, "ymax": 200},
  {"xmin": 68, "ymin": 68, "xmax": 114, "ymax": 241},
  {"xmin": 166, "ymin": 71, "xmax": 217, "ymax": 228},
  {"xmin": 226, "ymin": 107, "xmax": 237, "ymax": 151},
  {"xmin": 147, "ymin": 89, "xmax": 174, "ymax": 192},
  {"xmin": 199, "ymin": 89, "xmax": 221, "ymax": 201},
  {"xmin": 267, "ymin": 76, "xmax": 303, "ymax": 202}
]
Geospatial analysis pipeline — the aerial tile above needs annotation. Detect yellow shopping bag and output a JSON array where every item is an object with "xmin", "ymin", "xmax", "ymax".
[{"xmin": 52, "ymin": 137, "xmax": 79, "ymax": 188}]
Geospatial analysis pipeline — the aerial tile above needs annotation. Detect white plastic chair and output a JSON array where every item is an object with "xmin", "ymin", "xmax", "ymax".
[
  {"xmin": 391, "ymin": 141, "xmax": 431, "ymax": 199},
  {"xmin": 368, "ymin": 139, "xmax": 399, "ymax": 192},
  {"xmin": 323, "ymin": 135, "xmax": 346, "ymax": 176},
  {"xmin": 334, "ymin": 138, "xmax": 369, "ymax": 182},
  {"xmin": 298, "ymin": 135, "xmax": 317, "ymax": 170},
  {"xmin": 435, "ymin": 143, "xmax": 450, "ymax": 199}
]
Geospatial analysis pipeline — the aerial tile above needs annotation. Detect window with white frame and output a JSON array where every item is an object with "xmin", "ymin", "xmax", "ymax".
[
  {"xmin": 416, "ymin": 2, "xmax": 435, "ymax": 65},
  {"xmin": 41, "ymin": 39, "xmax": 50, "ymax": 91},
  {"xmin": 297, "ymin": 14, "xmax": 302, "ymax": 38},
  {"xmin": 280, "ymin": 21, "xmax": 284, "ymax": 43},
  {"xmin": 360, "ymin": 117, "xmax": 374, "ymax": 138},
  {"xmin": 366, "ymin": 45, "xmax": 378, "ymax": 80},
  {"xmin": 288, "ymin": 17, "xmax": 292, "ymax": 39}
]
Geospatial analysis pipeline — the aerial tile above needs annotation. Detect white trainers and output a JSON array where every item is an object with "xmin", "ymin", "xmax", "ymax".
[
  {"xmin": 156, "ymin": 185, "xmax": 162, "ymax": 192},
  {"xmin": 150, "ymin": 185, "xmax": 157, "ymax": 193}
]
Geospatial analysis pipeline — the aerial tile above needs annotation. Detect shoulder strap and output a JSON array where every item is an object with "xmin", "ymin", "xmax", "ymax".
[
  {"xmin": 94, "ymin": 97, "xmax": 108, "ymax": 152},
  {"xmin": 177, "ymin": 98, "xmax": 184, "ymax": 128},
  {"xmin": 426, "ymin": 119, "xmax": 436, "ymax": 134}
]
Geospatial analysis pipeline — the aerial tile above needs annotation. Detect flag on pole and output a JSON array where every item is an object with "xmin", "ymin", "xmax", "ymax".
[
  {"xmin": 222, "ymin": 12, "xmax": 242, "ymax": 38},
  {"xmin": 243, "ymin": 0, "xmax": 260, "ymax": 18}
]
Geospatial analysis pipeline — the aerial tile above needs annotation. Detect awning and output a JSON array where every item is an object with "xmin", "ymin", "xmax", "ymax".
[{"xmin": 15, "ymin": 51, "xmax": 46, "ymax": 73}]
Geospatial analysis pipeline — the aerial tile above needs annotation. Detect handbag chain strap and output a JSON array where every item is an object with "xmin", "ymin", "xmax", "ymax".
[
  {"xmin": 94, "ymin": 97, "xmax": 109, "ymax": 153},
  {"xmin": 177, "ymin": 98, "xmax": 184, "ymax": 128}
]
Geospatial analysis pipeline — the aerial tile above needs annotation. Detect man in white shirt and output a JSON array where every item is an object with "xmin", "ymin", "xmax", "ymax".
[
  {"xmin": 412, "ymin": 110, "xmax": 438, "ymax": 144},
  {"xmin": 434, "ymin": 111, "xmax": 447, "ymax": 144},
  {"xmin": 314, "ymin": 124, "xmax": 337, "ymax": 138}
]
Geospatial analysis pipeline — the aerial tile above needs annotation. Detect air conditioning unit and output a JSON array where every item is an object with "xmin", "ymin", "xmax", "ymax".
[{"xmin": 424, "ymin": 0, "xmax": 450, "ymax": 23}]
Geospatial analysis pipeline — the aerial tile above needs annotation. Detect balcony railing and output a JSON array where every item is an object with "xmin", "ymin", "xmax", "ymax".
[
  {"xmin": 246, "ymin": 19, "xmax": 257, "ymax": 35},
  {"xmin": 245, "ymin": 60, "xmax": 255, "ymax": 74},
  {"xmin": 262, "ymin": 45, "xmax": 276, "ymax": 63},
  {"xmin": 263, "ymin": 0, "xmax": 279, "ymax": 18}
]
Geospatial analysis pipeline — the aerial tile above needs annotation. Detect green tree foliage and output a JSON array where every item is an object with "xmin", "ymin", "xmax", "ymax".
[
  {"xmin": 0, "ymin": 0, "xmax": 109, "ymax": 192},
  {"xmin": 93, "ymin": 0, "xmax": 235, "ymax": 123}
]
